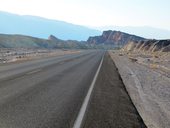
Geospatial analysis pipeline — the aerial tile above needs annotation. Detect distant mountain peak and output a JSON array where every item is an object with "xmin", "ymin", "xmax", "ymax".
[{"xmin": 48, "ymin": 35, "xmax": 60, "ymax": 41}]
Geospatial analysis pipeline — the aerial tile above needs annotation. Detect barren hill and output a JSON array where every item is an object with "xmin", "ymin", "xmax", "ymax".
[{"xmin": 0, "ymin": 34, "xmax": 87, "ymax": 49}]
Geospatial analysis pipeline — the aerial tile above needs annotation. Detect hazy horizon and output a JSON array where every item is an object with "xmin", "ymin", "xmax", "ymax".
[{"xmin": 0, "ymin": 0, "xmax": 170, "ymax": 31}]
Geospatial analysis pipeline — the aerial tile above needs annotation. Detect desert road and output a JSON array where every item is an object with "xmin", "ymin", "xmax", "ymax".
[
  {"xmin": 0, "ymin": 50, "xmax": 104, "ymax": 128},
  {"xmin": 0, "ymin": 50, "xmax": 146, "ymax": 128}
]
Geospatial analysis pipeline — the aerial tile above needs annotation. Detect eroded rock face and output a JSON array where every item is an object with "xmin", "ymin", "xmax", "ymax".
[
  {"xmin": 123, "ymin": 40, "xmax": 170, "ymax": 52},
  {"xmin": 48, "ymin": 35, "xmax": 61, "ymax": 42},
  {"xmin": 87, "ymin": 30, "xmax": 145, "ymax": 45}
]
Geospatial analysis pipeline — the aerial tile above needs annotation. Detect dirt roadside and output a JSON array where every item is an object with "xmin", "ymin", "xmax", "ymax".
[
  {"xmin": 110, "ymin": 50, "xmax": 170, "ymax": 128},
  {"xmin": 0, "ymin": 50, "xmax": 80, "ymax": 65},
  {"xmin": 83, "ymin": 52, "xmax": 146, "ymax": 128}
]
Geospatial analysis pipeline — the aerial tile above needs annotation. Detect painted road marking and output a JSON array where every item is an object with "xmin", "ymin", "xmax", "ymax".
[
  {"xmin": 73, "ymin": 53, "xmax": 104, "ymax": 128},
  {"xmin": 26, "ymin": 69, "xmax": 42, "ymax": 75}
]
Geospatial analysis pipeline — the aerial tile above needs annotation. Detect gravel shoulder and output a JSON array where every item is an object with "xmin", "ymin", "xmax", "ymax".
[{"xmin": 109, "ymin": 51, "xmax": 170, "ymax": 128}]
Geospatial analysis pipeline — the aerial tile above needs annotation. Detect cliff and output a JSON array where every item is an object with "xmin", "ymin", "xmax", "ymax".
[{"xmin": 87, "ymin": 30, "xmax": 145, "ymax": 46}]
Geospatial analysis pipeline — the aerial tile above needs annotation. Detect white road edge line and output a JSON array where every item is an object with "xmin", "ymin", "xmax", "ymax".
[{"xmin": 73, "ymin": 53, "xmax": 105, "ymax": 128}]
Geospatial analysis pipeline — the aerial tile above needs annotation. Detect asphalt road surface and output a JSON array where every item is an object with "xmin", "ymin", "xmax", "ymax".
[
  {"xmin": 0, "ymin": 50, "xmax": 104, "ymax": 128},
  {"xmin": 0, "ymin": 50, "xmax": 147, "ymax": 128},
  {"xmin": 83, "ymin": 53, "xmax": 147, "ymax": 128}
]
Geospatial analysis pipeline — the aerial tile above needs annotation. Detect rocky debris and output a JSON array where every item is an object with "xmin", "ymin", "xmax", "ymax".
[{"xmin": 87, "ymin": 30, "xmax": 145, "ymax": 46}]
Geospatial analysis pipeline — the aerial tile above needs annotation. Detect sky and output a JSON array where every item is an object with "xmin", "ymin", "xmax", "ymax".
[{"xmin": 0, "ymin": 0, "xmax": 170, "ymax": 30}]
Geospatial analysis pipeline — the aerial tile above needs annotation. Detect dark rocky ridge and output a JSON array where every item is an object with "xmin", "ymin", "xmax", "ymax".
[
  {"xmin": 48, "ymin": 35, "xmax": 61, "ymax": 42},
  {"xmin": 87, "ymin": 30, "xmax": 145, "ymax": 46},
  {"xmin": 0, "ymin": 34, "xmax": 88, "ymax": 49},
  {"xmin": 48, "ymin": 35, "xmax": 88, "ymax": 49}
]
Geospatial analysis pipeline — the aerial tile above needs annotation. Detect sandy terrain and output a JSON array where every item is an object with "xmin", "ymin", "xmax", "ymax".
[
  {"xmin": 109, "ymin": 50, "xmax": 170, "ymax": 128},
  {"xmin": 123, "ymin": 51, "xmax": 170, "ymax": 78}
]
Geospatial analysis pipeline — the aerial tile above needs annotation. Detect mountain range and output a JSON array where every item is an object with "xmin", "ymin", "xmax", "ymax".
[
  {"xmin": 0, "ymin": 11, "xmax": 169, "ymax": 50},
  {"xmin": 1, "ymin": 11, "xmax": 170, "ymax": 41},
  {"xmin": 0, "ymin": 30, "xmax": 146, "ymax": 49},
  {"xmin": 0, "ymin": 34, "xmax": 88, "ymax": 49},
  {"xmin": 0, "ymin": 11, "xmax": 101, "ymax": 41},
  {"xmin": 0, "ymin": 31, "xmax": 169, "ymax": 52}
]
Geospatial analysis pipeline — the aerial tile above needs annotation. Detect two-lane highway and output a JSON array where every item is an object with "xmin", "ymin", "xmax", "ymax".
[{"xmin": 0, "ymin": 50, "xmax": 104, "ymax": 128}]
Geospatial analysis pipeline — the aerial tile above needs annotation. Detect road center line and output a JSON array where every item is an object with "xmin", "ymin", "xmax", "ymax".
[
  {"xmin": 73, "ymin": 53, "xmax": 104, "ymax": 128},
  {"xmin": 26, "ymin": 69, "xmax": 42, "ymax": 75}
]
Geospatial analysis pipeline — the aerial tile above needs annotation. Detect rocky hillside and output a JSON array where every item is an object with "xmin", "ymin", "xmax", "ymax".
[
  {"xmin": 48, "ymin": 35, "xmax": 88, "ymax": 49},
  {"xmin": 87, "ymin": 30, "xmax": 145, "ymax": 46},
  {"xmin": 0, "ymin": 34, "xmax": 88, "ymax": 49},
  {"xmin": 123, "ymin": 40, "xmax": 170, "ymax": 52}
]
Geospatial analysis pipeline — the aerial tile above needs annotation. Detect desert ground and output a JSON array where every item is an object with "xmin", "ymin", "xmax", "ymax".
[
  {"xmin": 110, "ymin": 50, "xmax": 170, "ymax": 128},
  {"xmin": 0, "ymin": 48, "xmax": 80, "ymax": 64}
]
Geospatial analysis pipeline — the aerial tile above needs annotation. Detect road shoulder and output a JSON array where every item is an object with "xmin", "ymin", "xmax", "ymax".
[{"xmin": 109, "ymin": 50, "xmax": 170, "ymax": 128}]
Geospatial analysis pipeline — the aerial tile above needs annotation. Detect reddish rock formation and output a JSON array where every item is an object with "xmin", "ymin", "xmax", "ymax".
[{"xmin": 87, "ymin": 30, "xmax": 145, "ymax": 46}]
